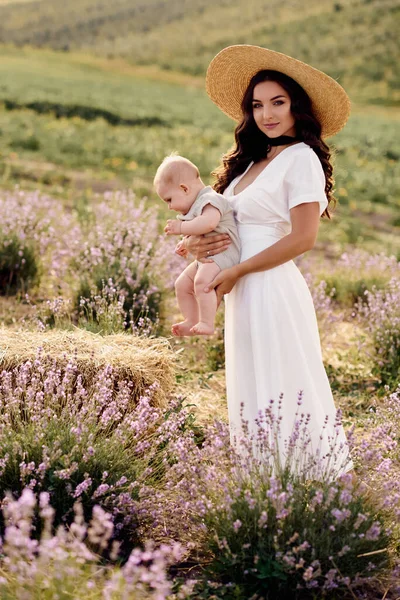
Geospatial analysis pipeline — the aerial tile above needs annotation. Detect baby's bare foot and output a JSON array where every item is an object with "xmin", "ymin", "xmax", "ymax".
[
  {"xmin": 171, "ymin": 321, "xmax": 196, "ymax": 337},
  {"xmin": 189, "ymin": 322, "xmax": 215, "ymax": 336}
]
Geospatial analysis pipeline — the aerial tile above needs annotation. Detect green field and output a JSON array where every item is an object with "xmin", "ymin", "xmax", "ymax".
[
  {"xmin": 0, "ymin": 0, "xmax": 398, "ymax": 255},
  {"xmin": 0, "ymin": 44, "xmax": 398, "ymax": 256}
]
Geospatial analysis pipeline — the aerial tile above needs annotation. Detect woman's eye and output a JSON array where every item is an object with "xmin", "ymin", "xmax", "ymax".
[
  {"xmin": 252, "ymin": 103, "xmax": 262, "ymax": 109},
  {"xmin": 273, "ymin": 101, "xmax": 284, "ymax": 106}
]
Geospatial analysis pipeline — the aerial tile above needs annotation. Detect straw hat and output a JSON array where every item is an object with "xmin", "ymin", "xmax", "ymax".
[{"xmin": 206, "ymin": 45, "xmax": 350, "ymax": 138}]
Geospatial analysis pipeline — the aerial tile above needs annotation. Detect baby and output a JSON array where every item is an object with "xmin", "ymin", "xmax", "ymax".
[{"xmin": 154, "ymin": 154, "xmax": 240, "ymax": 336}]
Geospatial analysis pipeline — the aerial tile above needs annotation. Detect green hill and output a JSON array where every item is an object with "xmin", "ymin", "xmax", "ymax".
[{"xmin": 0, "ymin": 0, "xmax": 398, "ymax": 104}]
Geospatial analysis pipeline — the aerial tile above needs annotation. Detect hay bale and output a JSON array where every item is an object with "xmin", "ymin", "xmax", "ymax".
[{"xmin": 0, "ymin": 328, "xmax": 175, "ymax": 407}]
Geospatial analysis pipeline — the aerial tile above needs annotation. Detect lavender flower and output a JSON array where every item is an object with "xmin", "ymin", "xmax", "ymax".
[
  {"xmin": 356, "ymin": 276, "xmax": 400, "ymax": 385},
  {"xmin": 0, "ymin": 490, "xmax": 182, "ymax": 599}
]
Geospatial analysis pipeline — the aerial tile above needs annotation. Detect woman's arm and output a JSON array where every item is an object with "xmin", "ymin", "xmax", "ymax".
[{"xmin": 206, "ymin": 202, "xmax": 320, "ymax": 304}]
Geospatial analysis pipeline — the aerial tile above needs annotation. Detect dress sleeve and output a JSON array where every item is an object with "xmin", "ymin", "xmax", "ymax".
[
  {"xmin": 286, "ymin": 149, "xmax": 328, "ymax": 216},
  {"xmin": 195, "ymin": 194, "xmax": 228, "ymax": 216}
]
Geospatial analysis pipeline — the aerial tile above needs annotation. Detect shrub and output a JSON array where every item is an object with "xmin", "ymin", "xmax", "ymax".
[
  {"xmin": 0, "ymin": 188, "xmax": 79, "ymax": 296},
  {"xmin": 0, "ymin": 234, "xmax": 39, "ymax": 295},
  {"xmin": 5, "ymin": 99, "xmax": 170, "ymax": 128},
  {"xmin": 73, "ymin": 191, "xmax": 182, "ymax": 332},
  {"xmin": 0, "ymin": 489, "xmax": 184, "ymax": 599},
  {"xmin": 356, "ymin": 276, "xmax": 400, "ymax": 386},
  {"xmin": 199, "ymin": 473, "xmax": 391, "ymax": 599},
  {"xmin": 206, "ymin": 307, "xmax": 225, "ymax": 370},
  {"xmin": 29, "ymin": 295, "xmax": 73, "ymax": 330},
  {"xmin": 196, "ymin": 422, "xmax": 393, "ymax": 599},
  {"xmin": 0, "ymin": 190, "xmax": 55, "ymax": 295},
  {"xmin": 30, "ymin": 282, "xmax": 156, "ymax": 336},
  {"xmin": 10, "ymin": 133, "xmax": 41, "ymax": 151},
  {"xmin": 0, "ymin": 354, "xmax": 193, "ymax": 558},
  {"xmin": 78, "ymin": 277, "xmax": 159, "ymax": 336},
  {"xmin": 139, "ymin": 399, "xmax": 400, "ymax": 599},
  {"xmin": 301, "ymin": 251, "xmax": 400, "ymax": 308},
  {"xmin": 352, "ymin": 384, "xmax": 400, "ymax": 535}
]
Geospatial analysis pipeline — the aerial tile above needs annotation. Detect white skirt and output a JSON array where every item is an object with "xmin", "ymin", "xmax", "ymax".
[{"xmin": 224, "ymin": 224, "xmax": 352, "ymax": 477}]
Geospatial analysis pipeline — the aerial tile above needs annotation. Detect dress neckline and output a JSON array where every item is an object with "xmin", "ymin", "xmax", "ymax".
[{"xmin": 231, "ymin": 142, "xmax": 306, "ymax": 196}]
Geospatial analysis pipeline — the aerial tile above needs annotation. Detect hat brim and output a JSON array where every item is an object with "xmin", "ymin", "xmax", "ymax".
[{"xmin": 206, "ymin": 45, "xmax": 350, "ymax": 138}]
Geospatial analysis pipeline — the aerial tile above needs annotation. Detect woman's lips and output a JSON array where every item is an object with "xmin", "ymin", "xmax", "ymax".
[{"xmin": 265, "ymin": 123, "xmax": 279, "ymax": 129}]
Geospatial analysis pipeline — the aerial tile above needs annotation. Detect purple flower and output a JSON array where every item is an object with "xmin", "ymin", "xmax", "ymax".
[
  {"xmin": 365, "ymin": 522, "xmax": 381, "ymax": 541},
  {"xmin": 74, "ymin": 478, "xmax": 93, "ymax": 498},
  {"xmin": 233, "ymin": 520, "xmax": 242, "ymax": 533}
]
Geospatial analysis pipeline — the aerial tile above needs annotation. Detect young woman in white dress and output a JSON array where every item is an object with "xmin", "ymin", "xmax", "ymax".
[{"xmin": 183, "ymin": 45, "xmax": 352, "ymax": 476}]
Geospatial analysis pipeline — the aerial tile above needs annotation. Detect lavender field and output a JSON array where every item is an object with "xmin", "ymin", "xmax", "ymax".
[
  {"xmin": 0, "ymin": 0, "xmax": 399, "ymax": 595},
  {"xmin": 0, "ymin": 184, "xmax": 399, "ymax": 599}
]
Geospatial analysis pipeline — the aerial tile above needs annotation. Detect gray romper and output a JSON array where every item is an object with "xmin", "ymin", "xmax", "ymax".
[{"xmin": 178, "ymin": 186, "xmax": 240, "ymax": 270}]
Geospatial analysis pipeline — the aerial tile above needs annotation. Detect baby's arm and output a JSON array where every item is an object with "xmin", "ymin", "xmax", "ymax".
[{"xmin": 165, "ymin": 204, "xmax": 221, "ymax": 236}]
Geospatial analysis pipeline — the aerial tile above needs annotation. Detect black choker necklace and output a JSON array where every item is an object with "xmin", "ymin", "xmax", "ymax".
[{"xmin": 266, "ymin": 135, "xmax": 299, "ymax": 147}]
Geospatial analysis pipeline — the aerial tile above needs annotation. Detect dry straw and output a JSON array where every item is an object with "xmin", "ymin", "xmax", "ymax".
[
  {"xmin": 0, "ymin": 328, "xmax": 175, "ymax": 407},
  {"xmin": 206, "ymin": 45, "xmax": 351, "ymax": 138}
]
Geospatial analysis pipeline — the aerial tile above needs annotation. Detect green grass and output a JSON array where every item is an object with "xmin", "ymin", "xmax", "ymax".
[{"xmin": 0, "ymin": 47, "xmax": 228, "ymax": 129}]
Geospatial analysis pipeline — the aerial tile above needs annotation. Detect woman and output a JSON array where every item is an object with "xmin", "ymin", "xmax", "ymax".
[{"xmin": 184, "ymin": 45, "xmax": 352, "ymax": 477}]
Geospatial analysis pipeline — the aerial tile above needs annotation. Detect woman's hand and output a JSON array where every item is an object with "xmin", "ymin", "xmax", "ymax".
[
  {"xmin": 205, "ymin": 265, "xmax": 241, "ymax": 306},
  {"xmin": 184, "ymin": 233, "xmax": 231, "ymax": 263}
]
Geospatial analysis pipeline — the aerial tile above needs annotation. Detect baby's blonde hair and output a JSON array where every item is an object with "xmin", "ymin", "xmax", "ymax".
[{"xmin": 154, "ymin": 153, "xmax": 200, "ymax": 187}]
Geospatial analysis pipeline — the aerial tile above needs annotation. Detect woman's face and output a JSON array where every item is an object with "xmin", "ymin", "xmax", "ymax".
[{"xmin": 252, "ymin": 80, "xmax": 296, "ymax": 139}]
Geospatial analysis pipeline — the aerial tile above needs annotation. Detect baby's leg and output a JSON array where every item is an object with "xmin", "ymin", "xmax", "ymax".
[
  {"xmin": 190, "ymin": 262, "xmax": 221, "ymax": 335},
  {"xmin": 172, "ymin": 261, "xmax": 199, "ymax": 336}
]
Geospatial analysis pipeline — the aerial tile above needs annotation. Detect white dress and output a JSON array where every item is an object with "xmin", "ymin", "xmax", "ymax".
[{"xmin": 223, "ymin": 142, "xmax": 352, "ymax": 476}]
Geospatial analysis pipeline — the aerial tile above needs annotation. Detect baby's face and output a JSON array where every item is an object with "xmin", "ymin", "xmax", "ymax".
[{"xmin": 156, "ymin": 179, "xmax": 195, "ymax": 214}]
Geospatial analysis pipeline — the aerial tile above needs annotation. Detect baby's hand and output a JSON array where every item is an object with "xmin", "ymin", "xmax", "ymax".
[
  {"xmin": 164, "ymin": 220, "xmax": 182, "ymax": 235},
  {"xmin": 175, "ymin": 240, "xmax": 188, "ymax": 258}
]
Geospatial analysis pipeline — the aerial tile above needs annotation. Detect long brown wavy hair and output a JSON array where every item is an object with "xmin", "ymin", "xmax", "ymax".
[{"xmin": 212, "ymin": 70, "xmax": 336, "ymax": 218}]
